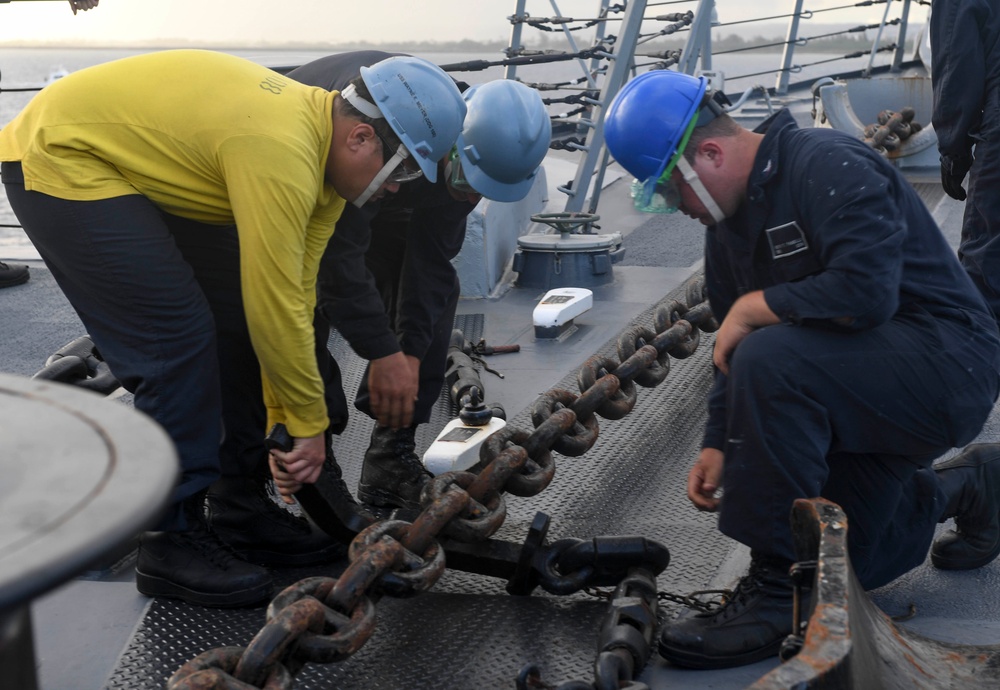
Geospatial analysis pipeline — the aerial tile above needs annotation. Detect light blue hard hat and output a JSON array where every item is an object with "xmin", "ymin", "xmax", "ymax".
[
  {"xmin": 360, "ymin": 56, "xmax": 467, "ymax": 183},
  {"xmin": 455, "ymin": 80, "xmax": 552, "ymax": 202},
  {"xmin": 605, "ymin": 70, "xmax": 708, "ymax": 189}
]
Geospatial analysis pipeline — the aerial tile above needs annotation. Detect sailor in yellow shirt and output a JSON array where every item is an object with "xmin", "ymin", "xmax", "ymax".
[{"xmin": 0, "ymin": 49, "xmax": 466, "ymax": 607}]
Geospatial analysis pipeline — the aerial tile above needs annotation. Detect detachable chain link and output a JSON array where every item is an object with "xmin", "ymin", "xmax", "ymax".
[{"xmin": 169, "ymin": 279, "xmax": 718, "ymax": 690}]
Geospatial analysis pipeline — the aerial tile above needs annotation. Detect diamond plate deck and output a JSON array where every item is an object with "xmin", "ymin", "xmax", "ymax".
[{"xmin": 106, "ymin": 280, "xmax": 733, "ymax": 690}]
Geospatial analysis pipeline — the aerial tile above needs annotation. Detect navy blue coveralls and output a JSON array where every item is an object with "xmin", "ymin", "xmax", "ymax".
[
  {"xmin": 316, "ymin": 172, "xmax": 473, "ymax": 425},
  {"xmin": 705, "ymin": 109, "xmax": 1000, "ymax": 589},
  {"xmin": 930, "ymin": 0, "xmax": 1000, "ymax": 316}
]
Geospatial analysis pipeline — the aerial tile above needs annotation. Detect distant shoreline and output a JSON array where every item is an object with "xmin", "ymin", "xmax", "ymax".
[
  {"xmin": 0, "ymin": 30, "xmax": 918, "ymax": 55},
  {"xmin": 4, "ymin": 40, "xmax": 514, "ymax": 52}
]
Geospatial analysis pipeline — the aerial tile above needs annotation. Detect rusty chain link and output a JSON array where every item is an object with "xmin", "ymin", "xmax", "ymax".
[{"xmin": 169, "ymin": 279, "xmax": 718, "ymax": 690}]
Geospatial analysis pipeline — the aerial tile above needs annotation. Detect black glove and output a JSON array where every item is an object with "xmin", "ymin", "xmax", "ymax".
[{"xmin": 940, "ymin": 152, "xmax": 973, "ymax": 201}]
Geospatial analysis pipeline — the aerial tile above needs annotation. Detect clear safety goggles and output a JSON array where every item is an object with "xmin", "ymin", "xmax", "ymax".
[
  {"xmin": 445, "ymin": 147, "xmax": 477, "ymax": 194},
  {"xmin": 631, "ymin": 113, "xmax": 700, "ymax": 214},
  {"xmin": 630, "ymin": 175, "xmax": 681, "ymax": 214}
]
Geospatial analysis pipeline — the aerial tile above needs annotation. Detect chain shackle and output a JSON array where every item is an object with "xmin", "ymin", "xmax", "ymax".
[
  {"xmin": 482, "ymin": 425, "xmax": 557, "ymax": 496},
  {"xmin": 531, "ymin": 390, "xmax": 598, "ymax": 457},
  {"xmin": 537, "ymin": 538, "xmax": 596, "ymax": 595},
  {"xmin": 168, "ymin": 646, "xmax": 293, "ymax": 690},
  {"xmin": 348, "ymin": 520, "xmax": 447, "ymax": 598},
  {"xmin": 578, "ymin": 355, "xmax": 636, "ymax": 420},
  {"xmin": 617, "ymin": 325, "xmax": 670, "ymax": 388}
]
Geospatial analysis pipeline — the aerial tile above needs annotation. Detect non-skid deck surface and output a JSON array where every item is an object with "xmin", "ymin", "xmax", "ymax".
[{"xmin": 106, "ymin": 280, "xmax": 729, "ymax": 690}]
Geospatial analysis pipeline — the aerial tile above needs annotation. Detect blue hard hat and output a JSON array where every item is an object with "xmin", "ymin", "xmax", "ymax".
[
  {"xmin": 605, "ymin": 70, "xmax": 708, "ymax": 185},
  {"xmin": 455, "ymin": 80, "xmax": 552, "ymax": 202},
  {"xmin": 360, "ymin": 56, "xmax": 467, "ymax": 183}
]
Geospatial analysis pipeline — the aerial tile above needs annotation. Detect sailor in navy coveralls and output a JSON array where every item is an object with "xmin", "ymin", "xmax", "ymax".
[
  {"xmin": 605, "ymin": 69, "xmax": 1000, "ymax": 670},
  {"xmin": 930, "ymin": 0, "xmax": 1000, "ymax": 318}
]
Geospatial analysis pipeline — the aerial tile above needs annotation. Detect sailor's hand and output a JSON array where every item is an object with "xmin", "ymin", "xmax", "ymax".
[
  {"xmin": 714, "ymin": 291, "xmax": 778, "ymax": 375},
  {"xmin": 268, "ymin": 455, "xmax": 301, "ymax": 504},
  {"xmin": 368, "ymin": 351, "xmax": 420, "ymax": 428},
  {"xmin": 940, "ymin": 153, "xmax": 972, "ymax": 202},
  {"xmin": 267, "ymin": 432, "xmax": 325, "ymax": 503},
  {"xmin": 688, "ymin": 447, "xmax": 724, "ymax": 512}
]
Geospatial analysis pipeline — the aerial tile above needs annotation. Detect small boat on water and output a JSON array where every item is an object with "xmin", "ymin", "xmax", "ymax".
[
  {"xmin": 3, "ymin": 2, "xmax": 997, "ymax": 689},
  {"xmin": 43, "ymin": 66, "xmax": 69, "ymax": 85}
]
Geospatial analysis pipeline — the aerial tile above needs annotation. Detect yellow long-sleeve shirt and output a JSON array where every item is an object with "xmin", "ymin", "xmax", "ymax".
[{"xmin": 0, "ymin": 49, "xmax": 346, "ymax": 437}]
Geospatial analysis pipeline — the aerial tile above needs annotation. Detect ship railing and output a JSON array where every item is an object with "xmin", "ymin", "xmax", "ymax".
[{"xmin": 437, "ymin": 0, "xmax": 927, "ymax": 217}]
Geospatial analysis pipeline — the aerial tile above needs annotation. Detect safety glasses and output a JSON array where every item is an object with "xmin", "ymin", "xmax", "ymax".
[
  {"xmin": 445, "ymin": 147, "xmax": 477, "ymax": 194},
  {"xmin": 374, "ymin": 130, "xmax": 423, "ymax": 184}
]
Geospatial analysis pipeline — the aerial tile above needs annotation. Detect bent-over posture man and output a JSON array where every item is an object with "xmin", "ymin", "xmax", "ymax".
[
  {"xmin": 296, "ymin": 53, "xmax": 551, "ymax": 512},
  {"xmin": 222, "ymin": 52, "xmax": 551, "ymax": 524},
  {"xmin": 0, "ymin": 49, "xmax": 465, "ymax": 607}
]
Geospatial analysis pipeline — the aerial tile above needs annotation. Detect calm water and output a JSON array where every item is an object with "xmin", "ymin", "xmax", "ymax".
[{"xmin": 0, "ymin": 45, "xmax": 899, "ymax": 248}]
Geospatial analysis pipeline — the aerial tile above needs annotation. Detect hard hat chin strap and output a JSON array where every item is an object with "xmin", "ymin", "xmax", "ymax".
[
  {"xmin": 352, "ymin": 145, "xmax": 409, "ymax": 208},
  {"xmin": 676, "ymin": 156, "xmax": 726, "ymax": 224},
  {"xmin": 342, "ymin": 83, "xmax": 412, "ymax": 207},
  {"xmin": 341, "ymin": 84, "xmax": 384, "ymax": 120}
]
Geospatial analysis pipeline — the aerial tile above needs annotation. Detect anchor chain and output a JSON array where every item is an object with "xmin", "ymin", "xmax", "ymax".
[
  {"xmin": 169, "ymin": 280, "xmax": 718, "ymax": 689},
  {"xmin": 517, "ymin": 568, "xmax": 661, "ymax": 690},
  {"xmin": 863, "ymin": 106, "xmax": 923, "ymax": 154}
]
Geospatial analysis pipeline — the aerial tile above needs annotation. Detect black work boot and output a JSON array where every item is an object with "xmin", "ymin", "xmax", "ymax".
[
  {"xmin": 206, "ymin": 474, "xmax": 346, "ymax": 567},
  {"xmin": 357, "ymin": 425, "xmax": 432, "ymax": 511},
  {"xmin": 135, "ymin": 490, "xmax": 273, "ymax": 608},
  {"xmin": 932, "ymin": 443, "xmax": 1000, "ymax": 570},
  {"xmin": 658, "ymin": 553, "xmax": 799, "ymax": 669}
]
